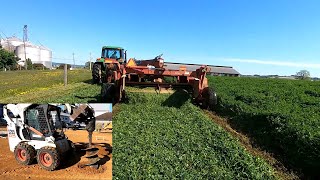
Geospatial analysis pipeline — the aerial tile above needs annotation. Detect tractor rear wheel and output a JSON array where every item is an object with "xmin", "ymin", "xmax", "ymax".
[
  {"xmin": 101, "ymin": 83, "xmax": 116, "ymax": 103},
  {"xmin": 37, "ymin": 147, "xmax": 60, "ymax": 171},
  {"xmin": 202, "ymin": 87, "xmax": 217, "ymax": 110},
  {"xmin": 14, "ymin": 142, "xmax": 36, "ymax": 165},
  {"xmin": 92, "ymin": 63, "xmax": 102, "ymax": 84}
]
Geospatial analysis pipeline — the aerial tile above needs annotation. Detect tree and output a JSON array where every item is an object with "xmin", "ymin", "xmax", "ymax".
[
  {"xmin": 26, "ymin": 58, "xmax": 34, "ymax": 70},
  {"xmin": 0, "ymin": 47, "xmax": 19, "ymax": 71},
  {"xmin": 296, "ymin": 70, "xmax": 311, "ymax": 80}
]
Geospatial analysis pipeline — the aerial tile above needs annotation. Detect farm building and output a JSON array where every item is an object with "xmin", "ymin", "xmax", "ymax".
[
  {"xmin": 0, "ymin": 36, "xmax": 52, "ymax": 69},
  {"xmin": 164, "ymin": 62, "xmax": 240, "ymax": 77},
  {"xmin": 89, "ymin": 103, "xmax": 112, "ymax": 131}
]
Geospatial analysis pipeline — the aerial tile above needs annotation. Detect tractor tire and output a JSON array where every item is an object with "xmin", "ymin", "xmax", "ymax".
[
  {"xmin": 101, "ymin": 83, "xmax": 116, "ymax": 103},
  {"xmin": 37, "ymin": 146, "xmax": 60, "ymax": 171},
  {"xmin": 202, "ymin": 87, "xmax": 217, "ymax": 110},
  {"xmin": 92, "ymin": 63, "xmax": 102, "ymax": 84},
  {"xmin": 14, "ymin": 142, "xmax": 36, "ymax": 165}
]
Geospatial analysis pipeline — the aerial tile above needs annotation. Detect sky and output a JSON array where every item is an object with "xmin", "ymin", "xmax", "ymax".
[{"xmin": 1, "ymin": 0, "xmax": 320, "ymax": 77}]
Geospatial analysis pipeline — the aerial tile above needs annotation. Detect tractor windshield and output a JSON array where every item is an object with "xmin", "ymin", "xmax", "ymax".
[{"xmin": 102, "ymin": 48, "xmax": 121, "ymax": 59}]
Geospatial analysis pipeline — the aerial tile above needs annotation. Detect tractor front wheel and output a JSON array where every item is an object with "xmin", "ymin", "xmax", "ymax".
[
  {"xmin": 202, "ymin": 87, "xmax": 217, "ymax": 110},
  {"xmin": 14, "ymin": 142, "xmax": 36, "ymax": 165},
  {"xmin": 37, "ymin": 147, "xmax": 60, "ymax": 171},
  {"xmin": 92, "ymin": 63, "xmax": 103, "ymax": 84},
  {"xmin": 101, "ymin": 83, "xmax": 116, "ymax": 103}
]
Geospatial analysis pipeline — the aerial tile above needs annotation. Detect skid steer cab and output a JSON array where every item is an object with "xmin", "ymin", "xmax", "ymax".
[{"xmin": 3, "ymin": 104, "xmax": 74, "ymax": 171}]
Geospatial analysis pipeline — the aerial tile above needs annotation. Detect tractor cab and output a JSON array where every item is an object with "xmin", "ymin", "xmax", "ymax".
[
  {"xmin": 101, "ymin": 46, "xmax": 127, "ymax": 64},
  {"xmin": 92, "ymin": 46, "xmax": 127, "ymax": 84}
]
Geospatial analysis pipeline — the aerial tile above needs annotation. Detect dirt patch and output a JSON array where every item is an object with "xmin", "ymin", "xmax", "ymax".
[
  {"xmin": 0, "ymin": 129, "xmax": 112, "ymax": 180},
  {"xmin": 203, "ymin": 110, "xmax": 299, "ymax": 180}
]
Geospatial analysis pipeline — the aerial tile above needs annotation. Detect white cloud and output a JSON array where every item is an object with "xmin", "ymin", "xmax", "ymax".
[{"xmin": 222, "ymin": 58, "xmax": 320, "ymax": 69}]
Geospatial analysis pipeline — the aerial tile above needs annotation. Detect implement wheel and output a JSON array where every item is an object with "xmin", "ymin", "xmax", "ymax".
[
  {"xmin": 101, "ymin": 83, "xmax": 116, "ymax": 103},
  {"xmin": 14, "ymin": 143, "xmax": 36, "ymax": 165},
  {"xmin": 202, "ymin": 87, "xmax": 217, "ymax": 110},
  {"xmin": 92, "ymin": 63, "xmax": 103, "ymax": 84},
  {"xmin": 37, "ymin": 147, "xmax": 60, "ymax": 171}
]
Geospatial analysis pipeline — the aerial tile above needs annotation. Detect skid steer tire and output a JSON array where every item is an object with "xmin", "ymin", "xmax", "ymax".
[
  {"xmin": 202, "ymin": 87, "xmax": 217, "ymax": 110},
  {"xmin": 37, "ymin": 147, "xmax": 60, "ymax": 171},
  {"xmin": 92, "ymin": 63, "xmax": 102, "ymax": 84},
  {"xmin": 101, "ymin": 83, "xmax": 116, "ymax": 103},
  {"xmin": 14, "ymin": 142, "xmax": 36, "ymax": 165}
]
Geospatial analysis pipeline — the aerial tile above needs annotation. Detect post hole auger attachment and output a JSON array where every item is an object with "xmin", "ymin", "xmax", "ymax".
[{"xmin": 69, "ymin": 104, "xmax": 101, "ymax": 168}]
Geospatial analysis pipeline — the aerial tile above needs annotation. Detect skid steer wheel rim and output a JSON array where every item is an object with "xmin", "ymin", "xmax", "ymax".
[
  {"xmin": 39, "ymin": 152, "xmax": 53, "ymax": 167},
  {"xmin": 17, "ymin": 149, "xmax": 27, "ymax": 161}
]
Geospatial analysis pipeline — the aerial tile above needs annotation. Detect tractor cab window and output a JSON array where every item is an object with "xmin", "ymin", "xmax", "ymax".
[{"xmin": 103, "ymin": 49, "xmax": 120, "ymax": 59}]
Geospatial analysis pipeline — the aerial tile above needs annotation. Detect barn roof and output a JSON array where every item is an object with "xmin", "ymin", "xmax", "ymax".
[
  {"xmin": 96, "ymin": 112, "xmax": 112, "ymax": 121},
  {"xmin": 164, "ymin": 62, "xmax": 240, "ymax": 75}
]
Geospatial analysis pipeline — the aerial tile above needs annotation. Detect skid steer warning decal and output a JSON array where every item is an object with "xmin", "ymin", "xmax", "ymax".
[{"xmin": 8, "ymin": 130, "xmax": 16, "ymax": 138}]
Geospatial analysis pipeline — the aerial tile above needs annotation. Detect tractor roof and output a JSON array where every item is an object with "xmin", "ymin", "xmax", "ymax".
[{"xmin": 102, "ymin": 46, "xmax": 124, "ymax": 50}]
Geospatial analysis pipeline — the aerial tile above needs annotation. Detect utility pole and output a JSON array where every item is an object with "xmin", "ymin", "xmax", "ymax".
[
  {"xmin": 72, "ymin": 52, "xmax": 75, "ymax": 69},
  {"xmin": 64, "ymin": 64, "xmax": 68, "ymax": 86},
  {"xmin": 23, "ymin": 25, "xmax": 28, "ymax": 70}
]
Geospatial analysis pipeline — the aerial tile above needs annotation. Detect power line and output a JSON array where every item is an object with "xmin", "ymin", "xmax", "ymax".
[{"xmin": 0, "ymin": 29, "xmax": 9, "ymax": 38}]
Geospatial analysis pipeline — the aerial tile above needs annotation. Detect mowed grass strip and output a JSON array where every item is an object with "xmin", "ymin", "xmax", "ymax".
[{"xmin": 113, "ymin": 91, "xmax": 276, "ymax": 179}]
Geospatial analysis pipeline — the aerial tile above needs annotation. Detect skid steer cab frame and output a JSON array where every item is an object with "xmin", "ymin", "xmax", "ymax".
[{"xmin": 3, "ymin": 104, "xmax": 73, "ymax": 171}]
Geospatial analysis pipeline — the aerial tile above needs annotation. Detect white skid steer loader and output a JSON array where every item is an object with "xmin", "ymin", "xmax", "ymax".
[{"xmin": 3, "ymin": 104, "xmax": 75, "ymax": 171}]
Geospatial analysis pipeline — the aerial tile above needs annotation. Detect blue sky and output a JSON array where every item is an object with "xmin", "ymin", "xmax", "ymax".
[{"xmin": 1, "ymin": 0, "xmax": 320, "ymax": 77}]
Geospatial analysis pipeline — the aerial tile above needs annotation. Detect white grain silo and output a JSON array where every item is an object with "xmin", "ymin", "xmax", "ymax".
[
  {"xmin": 1, "ymin": 37, "xmax": 24, "ymax": 52},
  {"xmin": 6, "ymin": 37, "xmax": 24, "ymax": 46},
  {"xmin": 1, "ymin": 35, "xmax": 52, "ymax": 69},
  {"xmin": 39, "ymin": 46, "xmax": 52, "ymax": 69},
  {"xmin": 16, "ymin": 43, "xmax": 41, "ymax": 63}
]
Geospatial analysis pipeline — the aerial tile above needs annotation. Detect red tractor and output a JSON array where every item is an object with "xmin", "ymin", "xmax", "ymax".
[{"xmin": 92, "ymin": 46, "xmax": 217, "ymax": 109}]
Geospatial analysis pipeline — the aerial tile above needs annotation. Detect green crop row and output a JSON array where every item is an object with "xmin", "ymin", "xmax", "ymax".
[
  {"xmin": 208, "ymin": 76, "xmax": 320, "ymax": 178},
  {"xmin": 113, "ymin": 91, "xmax": 276, "ymax": 179}
]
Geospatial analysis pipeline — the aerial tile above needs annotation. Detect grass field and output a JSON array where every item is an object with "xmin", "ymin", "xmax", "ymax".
[
  {"xmin": 2, "ymin": 70, "xmax": 314, "ymax": 178},
  {"xmin": 113, "ymin": 91, "xmax": 277, "ymax": 179},
  {"xmin": 208, "ymin": 76, "xmax": 320, "ymax": 178},
  {"xmin": 0, "ymin": 69, "xmax": 100, "ymax": 103}
]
